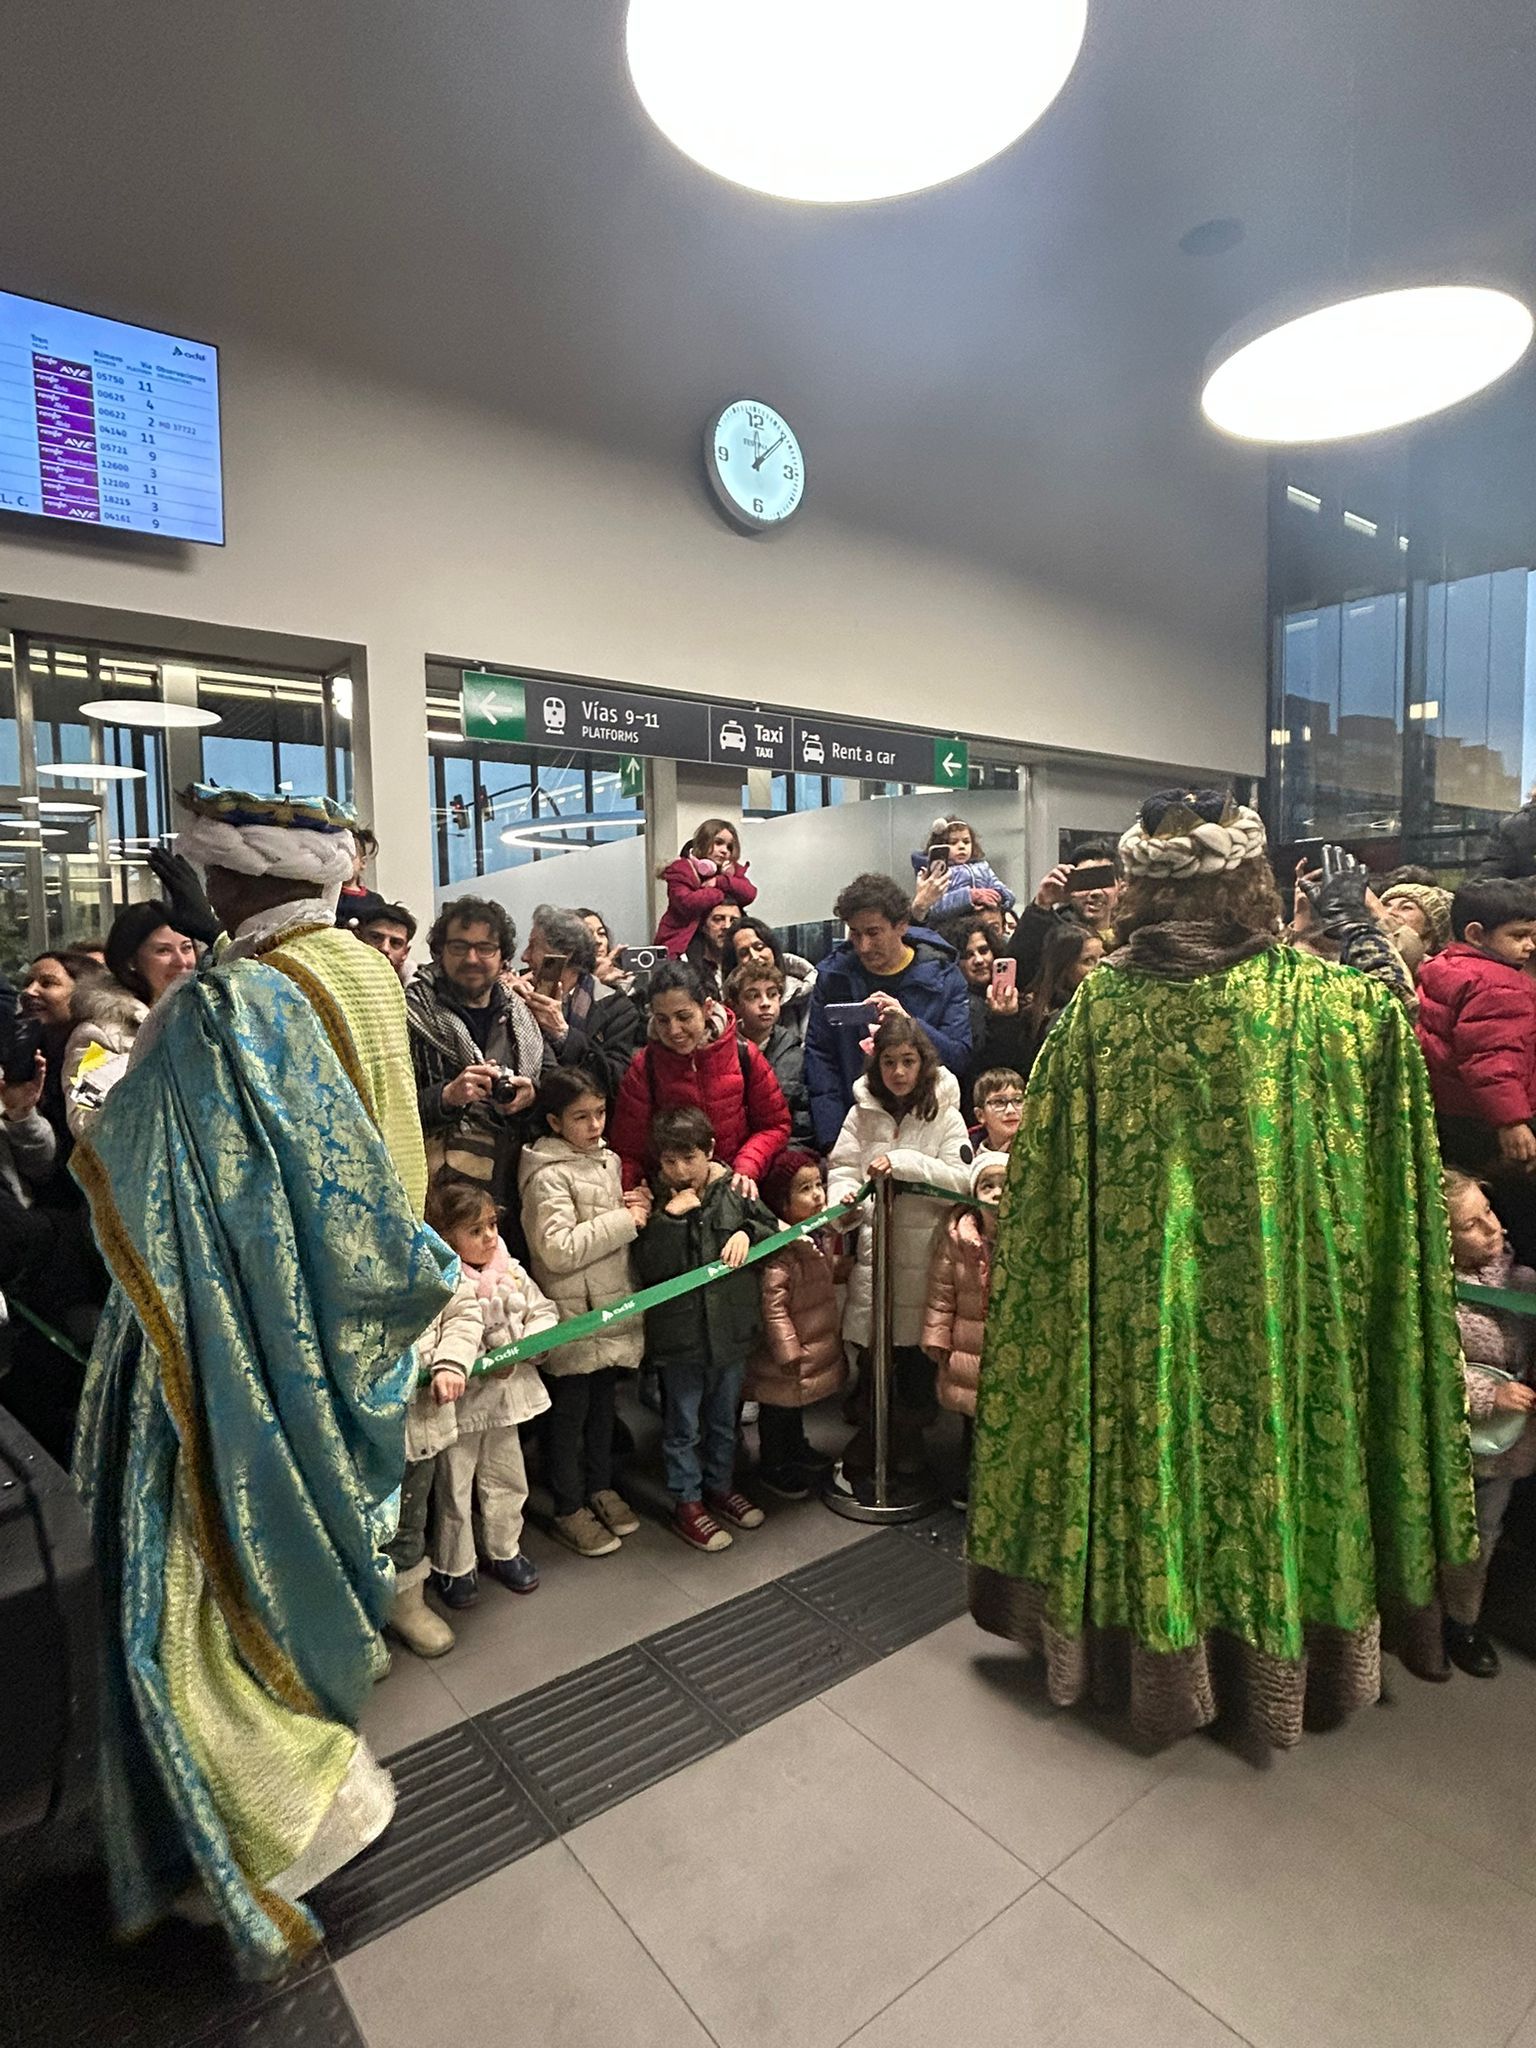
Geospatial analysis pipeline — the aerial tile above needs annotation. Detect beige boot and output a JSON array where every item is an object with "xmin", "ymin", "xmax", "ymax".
[{"xmin": 388, "ymin": 1563, "xmax": 455, "ymax": 1658}]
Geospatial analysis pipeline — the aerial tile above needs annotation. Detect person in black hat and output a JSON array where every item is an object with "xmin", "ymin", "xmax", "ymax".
[
  {"xmin": 342, "ymin": 891, "xmax": 417, "ymax": 984},
  {"xmin": 60, "ymin": 899, "xmax": 197, "ymax": 1139}
]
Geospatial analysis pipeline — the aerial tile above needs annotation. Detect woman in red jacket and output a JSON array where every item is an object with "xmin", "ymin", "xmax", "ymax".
[
  {"xmin": 654, "ymin": 819, "xmax": 758, "ymax": 957},
  {"xmin": 610, "ymin": 961, "xmax": 789, "ymax": 1194}
]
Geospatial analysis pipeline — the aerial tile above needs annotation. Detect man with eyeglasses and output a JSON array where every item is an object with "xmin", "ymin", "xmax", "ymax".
[{"xmin": 406, "ymin": 895, "xmax": 551, "ymax": 1216}]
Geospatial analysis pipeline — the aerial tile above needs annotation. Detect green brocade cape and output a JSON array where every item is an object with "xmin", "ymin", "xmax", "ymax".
[{"xmin": 968, "ymin": 946, "xmax": 1475, "ymax": 1742}]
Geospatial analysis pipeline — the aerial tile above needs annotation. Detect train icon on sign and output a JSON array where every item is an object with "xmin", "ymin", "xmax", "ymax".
[
  {"xmin": 801, "ymin": 731, "xmax": 825, "ymax": 766},
  {"xmin": 542, "ymin": 695, "xmax": 566, "ymax": 734},
  {"xmin": 718, "ymin": 719, "xmax": 748, "ymax": 754}
]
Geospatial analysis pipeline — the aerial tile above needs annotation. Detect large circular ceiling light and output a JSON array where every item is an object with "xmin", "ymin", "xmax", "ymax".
[
  {"xmin": 35, "ymin": 762, "xmax": 147, "ymax": 782},
  {"xmin": 78, "ymin": 698, "xmax": 219, "ymax": 729},
  {"xmin": 625, "ymin": 0, "xmax": 1089, "ymax": 203},
  {"xmin": 1201, "ymin": 285, "xmax": 1533, "ymax": 443}
]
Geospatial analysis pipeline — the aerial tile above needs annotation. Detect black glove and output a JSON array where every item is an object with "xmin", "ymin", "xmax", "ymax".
[
  {"xmin": 1300, "ymin": 845, "xmax": 1373, "ymax": 941},
  {"xmin": 146, "ymin": 846, "xmax": 224, "ymax": 947}
]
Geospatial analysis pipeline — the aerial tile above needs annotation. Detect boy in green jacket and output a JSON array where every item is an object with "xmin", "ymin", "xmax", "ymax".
[{"xmin": 634, "ymin": 1105, "xmax": 780, "ymax": 1551}]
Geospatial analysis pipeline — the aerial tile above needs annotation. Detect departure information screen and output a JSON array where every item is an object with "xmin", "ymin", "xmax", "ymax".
[{"xmin": 0, "ymin": 290, "xmax": 224, "ymax": 545}]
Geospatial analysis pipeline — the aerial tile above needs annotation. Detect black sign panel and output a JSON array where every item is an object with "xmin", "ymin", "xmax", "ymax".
[
  {"xmin": 708, "ymin": 703, "xmax": 793, "ymax": 771},
  {"xmin": 792, "ymin": 716, "xmax": 933, "ymax": 783},
  {"xmin": 524, "ymin": 677, "xmax": 713, "ymax": 763}
]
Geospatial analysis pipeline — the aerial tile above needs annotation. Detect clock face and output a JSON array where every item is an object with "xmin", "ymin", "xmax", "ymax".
[{"xmin": 705, "ymin": 399, "xmax": 805, "ymax": 531}]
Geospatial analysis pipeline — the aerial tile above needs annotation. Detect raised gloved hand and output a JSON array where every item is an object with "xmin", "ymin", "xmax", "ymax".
[
  {"xmin": 146, "ymin": 845, "xmax": 224, "ymax": 947},
  {"xmin": 1299, "ymin": 845, "xmax": 1374, "ymax": 941}
]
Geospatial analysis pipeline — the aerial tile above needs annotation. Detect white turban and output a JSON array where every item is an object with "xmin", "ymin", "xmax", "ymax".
[
  {"xmin": 175, "ymin": 809, "xmax": 357, "ymax": 897},
  {"xmin": 1118, "ymin": 803, "xmax": 1267, "ymax": 880}
]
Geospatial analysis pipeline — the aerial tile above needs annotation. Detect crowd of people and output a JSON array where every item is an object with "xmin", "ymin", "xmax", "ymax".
[{"xmin": 4, "ymin": 777, "xmax": 1534, "ymax": 1976}]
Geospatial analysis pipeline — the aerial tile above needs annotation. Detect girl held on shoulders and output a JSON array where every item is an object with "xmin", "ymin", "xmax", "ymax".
[
  {"xmin": 655, "ymin": 818, "xmax": 757, "ymax": 959},
  {"xmin": 910, "ymin": 816, "xmax": 1016, "ymax": 927}
]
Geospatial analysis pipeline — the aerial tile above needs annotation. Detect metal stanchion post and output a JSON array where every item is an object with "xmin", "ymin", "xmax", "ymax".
[{"xmin": 823, "ymin": 1174, "xmax": 944, "ymax": 1524}]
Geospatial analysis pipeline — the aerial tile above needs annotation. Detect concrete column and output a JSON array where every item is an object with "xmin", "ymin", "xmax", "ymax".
[
  {"xmin": 644, "ymin": 756, "xmax": 678, "ymax": 935},
  {"xmin": 349, "ymin": 637, "xmax": 434, "ymax": 930}
]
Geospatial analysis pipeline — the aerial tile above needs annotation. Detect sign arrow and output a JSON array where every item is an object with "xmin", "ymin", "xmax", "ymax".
[{"xmin": 941, "ymin": 751, "xmax": 960, "ymax": 779}]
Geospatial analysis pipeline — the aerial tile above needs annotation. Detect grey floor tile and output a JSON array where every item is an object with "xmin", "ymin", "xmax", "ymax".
[
  {"xmin": 359, "ymin": 1648, "xmax": 466, "ymax": 1761},
  {"xmin": 637, "ymin": 1488, "xmax": 875, "ymax": 1602},
  {"xmin": 1504, "ymin": 1994, "xmax": 1536, "ymax": 2047},
  {"xmin": 825, "ymin": 1615, "xmax": 1175, "ymax": 1872},
  {"xmin": 1054, "ymin": 1751, "xmax": 1536, "ymax": 2048},
  {"xmin": 1289, "ymin": 1648, "xmax": 1536, "ymax": 1895},
  {"xmin": 313, "ymin": 1723, "xmax": 554, "ymax": 1957},
  {"xmin": 194, "ymin": 1969, "xmax": 366, "ymax": 2048},
  {"xmin": 432, "ymin": 1519, "xmax": 703, "ymax": 1716},
  {"xmin": 478, "ymin": 1644, "xmax": 730, "ymax": 1830},
  {"xmin": 782, "ymin": 1528, "xmax": 967, "ymax": 1655},
  {"xmin": 567, "ymin": 1699, "xmax": 1032, "ymax": 2048},
  {"xmin": 844, "ymin": 1883, "xmax": 1243, "ymax": 2047},
  {"xmin": 337, "ymin": 1840, "xmax": 714, "ymax": 2048},
  {"xmin": 646, "ymin": 1580, "xmax": 873, "ymax": 1733}
]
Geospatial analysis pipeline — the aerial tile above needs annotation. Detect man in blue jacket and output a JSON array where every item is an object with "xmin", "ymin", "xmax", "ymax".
[{"xmin": 804, "ymin": 872, "xmax": 973, "ymax": 1148}]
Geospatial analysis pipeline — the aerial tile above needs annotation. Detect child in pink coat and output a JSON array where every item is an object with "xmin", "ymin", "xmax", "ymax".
[
  {"xmin": 922, "ymin": 1151, "xmax": 1008, "ymax": 1509},
  {"xmin": 654, "ymin": 818, "xmax": 758, "ymax": 957}
]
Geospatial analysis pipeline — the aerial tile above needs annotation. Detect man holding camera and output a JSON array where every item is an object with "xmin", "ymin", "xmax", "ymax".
[
  {"xmin": 1004, "ymin": 842, "xmax": 1122, "ymax": 985},
  {"xmin": 407, "ymin": 896, "xmax": 551, "ymax": 1211}
]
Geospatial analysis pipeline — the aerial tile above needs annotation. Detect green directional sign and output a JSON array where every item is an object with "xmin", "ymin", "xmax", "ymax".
[
  {"xmin": 933, "ymin": 736, "xmax": 969, "ymax": 790},
  {"xmin": 462, "ymin": 671, "xmax": 528, "ymax": 743},
  {"xmin": 619, "ymin": 754, "xmax": 645, "ymax": 799}
]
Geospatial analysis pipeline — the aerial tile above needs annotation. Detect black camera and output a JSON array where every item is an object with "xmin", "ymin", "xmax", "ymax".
[{"xmin": 490, "ymin": 1068, "xmax": 522, "ymax": 1106}]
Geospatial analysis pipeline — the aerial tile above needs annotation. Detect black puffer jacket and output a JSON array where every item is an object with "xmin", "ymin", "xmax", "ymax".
[
  {"xmin": 633, "ymin": 1170, "xmax": 778, "ymax": 1371},
  {"xmin": 1477, "ymin": 803, "xmax": 1536, "ymax": 880}
]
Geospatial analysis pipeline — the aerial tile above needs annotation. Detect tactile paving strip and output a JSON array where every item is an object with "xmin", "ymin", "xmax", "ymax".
[
  {"xmin": 897, "ymin": 1504, "xmax": 970, "ymax": 1565},
  {"xmin": 311, "ymin": 1722, "xmax": 554, "ymax": 1957},
  {"xmin": 646, "ymin": 1581, "xmax": 874, "ymax": 1733},
  {"xmin": 195, "ymin": 1969, "xmax": 366, "ymax": 2048},
  {"xmin": 478, "ymin": 1645, "xmax": 731, "ymax": 1831},
  {"xmin": 783, "ymin": 1528, "xmax": 968, "ymax": 1656}
]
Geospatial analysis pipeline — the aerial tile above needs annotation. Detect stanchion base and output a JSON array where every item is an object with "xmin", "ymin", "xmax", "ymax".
[{"xmin": 820, "ymin": 1474, "xmax": 946, "ymax": 1524}]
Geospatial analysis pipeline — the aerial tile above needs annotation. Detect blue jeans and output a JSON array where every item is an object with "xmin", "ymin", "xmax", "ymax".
[{"xmin": 660, "ymin": 1356, "xmax": 745, "ymax": 1502}]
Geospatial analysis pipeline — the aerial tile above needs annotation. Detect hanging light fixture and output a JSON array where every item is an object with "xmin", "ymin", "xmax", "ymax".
[
  {"xmin": 625, "ymin": 0, "xmax": 1088, "ymax": 204},
  {"xmin": 77, "ymin": 698, "xmax": 220, "ymax": 729},
  {"xmin": 35, "ymin": 762, "xmax": 147, "ymax": 782},
  {"xmin": 1202, "ymin": 284, "xmax": 1533, "ymax": 443}
]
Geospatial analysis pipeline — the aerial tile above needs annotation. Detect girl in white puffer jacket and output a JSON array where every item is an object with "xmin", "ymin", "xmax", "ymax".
[{"xmin": 826, "ymin": 1016, "xmax": 973, "ymax": 1491}]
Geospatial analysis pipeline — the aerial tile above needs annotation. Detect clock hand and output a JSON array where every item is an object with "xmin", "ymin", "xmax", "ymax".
[{"xmin": 752, "ymin": 434, "xmax": 787, "ymax": 471}]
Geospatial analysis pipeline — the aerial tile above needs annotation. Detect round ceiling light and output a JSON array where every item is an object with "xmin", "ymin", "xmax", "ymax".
[
  {"xmin": 1201, "ymin": 284, "xmax": 1534, "ymax": 444},
  {"xmin": 77, "ymin": 698, "xmax": 220, "ymax": 729},
  {"xmin": 625, "ymin": 0, "xmax": 1088, "ymax": 203},
  {"xmin": 35, "ymin": 762, "xmax": 147, "ymax": 782}
]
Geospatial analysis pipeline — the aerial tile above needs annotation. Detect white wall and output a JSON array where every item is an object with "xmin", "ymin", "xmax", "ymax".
[
  {"xmin": 0, "ymin": 336, "xmax": 1264, "ymax": 917},
  {"xmin": 436, "ymin": 833, "xmax": 650, "ymax": 951}
]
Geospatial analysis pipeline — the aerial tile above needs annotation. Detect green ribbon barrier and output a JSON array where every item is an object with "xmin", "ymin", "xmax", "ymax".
[
  {"xmin": 6, "ymin": 1295, "xmax": 91, "ymax": 1366},
  {"xmin": 1452, "ymin": 1281, "xmax": 1536, "ymax": 1318}
]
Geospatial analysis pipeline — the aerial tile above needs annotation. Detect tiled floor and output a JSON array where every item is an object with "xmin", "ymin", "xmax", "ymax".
[{"xmin": 11, "ymin": 1396, "xmax": 1536, "ymax": 2048}]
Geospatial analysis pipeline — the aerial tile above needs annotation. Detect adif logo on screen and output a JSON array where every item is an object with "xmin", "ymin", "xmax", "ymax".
[{"xmin": 171, "ymin": 345, "xmax": 208, "ymax": 361}]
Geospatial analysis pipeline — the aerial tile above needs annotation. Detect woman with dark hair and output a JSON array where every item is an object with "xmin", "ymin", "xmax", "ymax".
[
  {"xmin": 654, "ymin": 818, "xmax": 758, "ymax": 959},
  {"xmin": 729, "ymin": 914, "xmax": 816, "ymax": 1024},
  {"xmin": 18, "ymin": 949, "xmax": 101, "ymax": 1177},
  {"xmin": 1016, "ymin": 921, "xmax": 1103, "ymax": 1078},
  {"xmin": 826, "ymin": 1014, "xmax": 972, "ymax": 1498},
  {"xmin": 969, "ymin": 790, "xmax": 1475, "ymax": 1750},
  {"xmin": 62, "ymin": 900, "xmax": 197, "ymax": 1137},
  {"xmin": 608, "ymin": 960, "xmax": 789, "ymax": 1194}
]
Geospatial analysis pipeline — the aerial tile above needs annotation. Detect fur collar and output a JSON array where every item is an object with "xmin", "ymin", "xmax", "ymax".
[
  {"xmin": 70, "ymin": 975, "xmax": 148, "ymax": 1030},
  {"xmin": 1106, "ymin": 921, "xmax": 1276, "ymax": 983}
]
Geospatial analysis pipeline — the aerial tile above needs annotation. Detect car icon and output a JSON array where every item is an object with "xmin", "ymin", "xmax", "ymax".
[
  {"xmin": 718, "ymin": 719, "xmax": 748, "ymax": 754},
  {"xmin": 542, "ymin": 695, "xmax": 566, "ymax": 733},
  {"xmin": 801, "ymin": 731, "xmax": 825, "ymax": 766}
]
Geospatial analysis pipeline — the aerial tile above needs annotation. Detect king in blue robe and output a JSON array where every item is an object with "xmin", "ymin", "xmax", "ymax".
[{"xmin": 71, "ymin": 955, "xmax": 455, "ymax": 1976}]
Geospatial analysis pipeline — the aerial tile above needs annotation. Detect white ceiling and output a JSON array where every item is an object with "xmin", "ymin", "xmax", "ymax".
[{"xmin": 2, "ymin": 0, "xmax": 1533, "ymax": 651}]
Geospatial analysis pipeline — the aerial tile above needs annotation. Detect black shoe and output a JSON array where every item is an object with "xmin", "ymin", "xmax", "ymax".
[
  {"xmin": 758, "ymin": 1464, "xmax": 811, "ymax": 1501},
  {"xmin": 485, "ymin": 1553, "xmax": 540, "ymax": 1594},
  {"xmin": 1443, "ymin": 1618, "xmax": 1500, "ymax": 1678},
  {"xmin": 431, "ymin": 1568, "xmax": 479, "ymax": 1611},
  {"xmin": 797, "ymin": 1444, "xmax": 835, "ymax": 1480}
]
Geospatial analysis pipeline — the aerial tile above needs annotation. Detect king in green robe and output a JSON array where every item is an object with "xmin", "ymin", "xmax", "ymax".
[
  {"xmin": 72, "ymin": 955, "xmax": 455, "ymax": 1975},
  {"xmin": 969, "ymin": 859, "xmax": 1476, "ymax": 1749}
]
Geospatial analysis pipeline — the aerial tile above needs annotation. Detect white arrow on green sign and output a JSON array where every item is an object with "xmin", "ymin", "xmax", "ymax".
[
  {"xmin": 619, "ymin": 755, "xmax": 644, "ymax": 798},
  {"xmin": 462, "ymin": 672, "xmax": 528, "ymax": 743},
  {"xmin": 933, "ymin": 737, "xmax": 969, "ymax": 790}
]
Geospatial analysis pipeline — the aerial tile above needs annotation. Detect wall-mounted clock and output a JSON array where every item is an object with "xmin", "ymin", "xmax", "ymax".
[{"xmin": 704, "ymin": 398, "xmax": 805, "ymax": 533}]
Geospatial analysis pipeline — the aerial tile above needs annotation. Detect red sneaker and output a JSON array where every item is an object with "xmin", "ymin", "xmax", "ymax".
[
  {"xmin": 671, "ymin": 1501, "xmax": 732, "ymax": 1552},
  {"xmin": 705, "ymin": 1488, "xmax": 765, "ymax": 1531}
]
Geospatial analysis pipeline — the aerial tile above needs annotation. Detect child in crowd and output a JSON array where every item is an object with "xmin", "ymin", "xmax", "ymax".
[
  {"xmin": 970, "ymin": 1066, "xmax": 1026, "ymax": 1153},
  {"xmin": 424, "ymin": 1175, "xmax": 555, "ymax": 1609},
  {"xmin": 748, "ymin": 1148, "xmax": 847, "ymax": 1498},
  {"xmin": 1440, "ymin": 1168, "xmax": 1536, "ymax": 1678},
  {"xmin": 726, "ymin": 957, "xmax": 811, "ymax": 1145},
  {"xmin": 655, "ymin": 817, "xmax": 757, "ymax": 958},
  {"xmin": 519, "ymin": 1066, "xmax": 651, "ymax": 1559},
  {"xmin": 610, "ymin": 960, "xmax": 790, "ymax": 1193},
  {"xmin": 1019, "ymin": 922, "xmax": 1104, "ymax": 1079},
  {"xmin": 388, "ymin": 1248, "xmax": 486, "ymax": 1659},
  {"xmin": 910, "ymin": 815, "xmax": 1017, "ymax": 926},
  {"xmin": 827, "ymin": 1015, "xmax": 973, "ymax": 1495},
  {"xmin": 923, "ymin": 1151, "xmax": 1008, "ymax": 1510},
  {"xmin": 1416, "ymin": 879, "xmax": 1536, "ymax": 1187},
  {"xmin": 633, "ymin": 1106, "xmax": 779, "ymax": 1551}
]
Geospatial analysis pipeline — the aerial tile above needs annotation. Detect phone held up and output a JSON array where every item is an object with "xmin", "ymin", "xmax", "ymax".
[
  {"xmin": 1066, "ymin": 861, "xmax": 1116, "ymax": 894},
  {"xmin": 991, "ymin": 958, "xmax": 1017, "ymax": 997},
  {"xmin": 925, "ymin": 840, "xmax": 950, "ymax": 872},
  {"xmin": 534, "ymin": 950, "xmax": 569, "ymax": 997},
  {"xmin": 825, "ymin": 1000, "xmax": 878, "ymax": 1031},
  {"xmin": 618, "ymin": 944, "xmax": 667, "ymax": 974}
]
